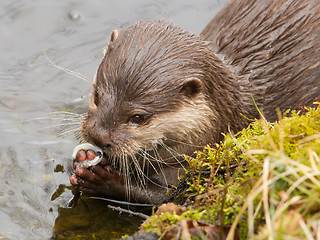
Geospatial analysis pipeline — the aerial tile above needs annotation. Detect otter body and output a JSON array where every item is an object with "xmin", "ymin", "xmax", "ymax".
[
  {"xmin": 202, "ymin": 0, "xmax": 320, "ymax": 122},
  {"xmin": 71, "ymin": 0, "xmax": 320, "ymax": 204}
]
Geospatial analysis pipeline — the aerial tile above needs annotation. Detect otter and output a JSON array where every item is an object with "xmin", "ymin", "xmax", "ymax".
[{"xmin": 70, "ymin": 0, "xmax": 320, "ymax": 205}]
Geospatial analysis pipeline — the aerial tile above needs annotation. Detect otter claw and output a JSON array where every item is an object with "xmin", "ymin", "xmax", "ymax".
[{"xmin": 72, "ymin": 143, "xmax": 103, "ymax": 168}]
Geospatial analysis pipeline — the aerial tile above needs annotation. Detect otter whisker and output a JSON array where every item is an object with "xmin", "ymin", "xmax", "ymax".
[
  {"xmin": 44, "ymin": 50, "xmax": 91, "ymax": 83},
  {"xmin": 21, "ymin": 110, "xmax": 83, "ymax": 139},
  {"xmin": 136, "ymin": 150, "xmax": 159, "ymax": 174},
  {"xmin": 56, "ymin": 127, "xmax": 81, "ymax": 137},
  {"xmin": 31, "ymin": 123, "xmax": 81, "ymax": 135},
  {"xmin": 136, "ymin": 150, "xmax": 159, "ymax": 162},
  {"xmin": 127, "ymin": 154, "xmax": 153, "ymax": 202},
  {"xmin": 141, "ymin": 150, "xmax": 147, "ymax": 176},
  {"xmin": 21, "ymin": 114, "xmax": 83, "ymax": 129},
  {"xmin": 131, "ymin": 154, "xmax": 148, "ymax": 184},
  {"xmin": 27, "ymin": 111, "xmax": 84, "ymax": 118},
  {"xmin": 46, "ymin": 111, "xmax": 85, "ymax": 117},
  {"xmin": 123, "ymin": 154, "xmax": 132, "ymax": 201},
  {"xmin": 151, "ymin": 147, "xmax": 169, "ymax": 188},
  {"xmin": 159, "ymin": 142, "xmax": 187, "ymax": 158},
  {"xmin": 125, "ymin": 149, "xmax": 169, "ymax": 190},
  {"xmin": 158, "ymin": 142, "xmax": 188, "ymax": 169},
  {"xmin": 23, "ymin": 116, "xmax": 82, "ymax": 122},
  {"xmin": 130, "ymin": 154, "xmax": 154, "ymax": 202},
  {"xmin": 44, "ymin": 122, "xmax": 81, "ymax": 128},
  {"xmin": 111, "ymin": 155, "xmax": 118, "ymax": 172},
  {"xmin": 136, "ymin": 143, "xmax": 185, "ymax": 169},
  {"xmin": 75, "ymin": 135, "xmax": 84, "ymax": 143},
  {"xmin": 165, "ymin": 137, "xmax": 209, "ymax": 148},
  {"xmin": 77, "ymin": 135, "xmax": 86, "ymax": 144}
]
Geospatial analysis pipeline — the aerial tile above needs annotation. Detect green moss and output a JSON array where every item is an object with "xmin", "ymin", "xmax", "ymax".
[{"xmin": 142, "ymin": 103, "xmax": 320, "ymax": 239}]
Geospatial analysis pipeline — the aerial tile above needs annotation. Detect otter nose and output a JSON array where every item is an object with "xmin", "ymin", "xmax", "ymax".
[
  {"xmin": 92, "ymin": 136, "xmax": 112, "ymax": 149},
  {"xmin": 89, "ymin": 129, "xmax": 112, "ymax": 149}
]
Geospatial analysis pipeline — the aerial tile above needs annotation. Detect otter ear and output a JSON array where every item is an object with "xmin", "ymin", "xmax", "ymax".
[
  {"xmin": 104, "ymin": 29, "xmax": 119, "ymax": 55},
  {"xmin": 180, "ymin": 77, "xmax": 203, "ymax": 97},
  {"xmin": 110, "ymin": 29, "xmax": 119, "ymax": 42}
]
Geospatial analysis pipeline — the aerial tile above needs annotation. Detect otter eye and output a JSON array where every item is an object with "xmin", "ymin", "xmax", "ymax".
[{"xmin": 128, "ymin": 114, "xmax": 146, "ymax": 126}]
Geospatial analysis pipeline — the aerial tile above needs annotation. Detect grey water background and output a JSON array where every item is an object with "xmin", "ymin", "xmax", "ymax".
[{"xmin": 0, "ymin": 0, "xmax": 226, "ymax": 239}]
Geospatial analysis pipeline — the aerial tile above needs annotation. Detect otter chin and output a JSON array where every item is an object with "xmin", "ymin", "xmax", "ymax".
[{"xmin": 70, "ymin": 0, "xmax": 320, "ymax": 204}]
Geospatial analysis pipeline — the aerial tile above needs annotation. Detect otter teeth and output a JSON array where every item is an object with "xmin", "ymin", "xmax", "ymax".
[{"xmin": 72, "ymin": 143, "xmax": 103, "ymax": 168}]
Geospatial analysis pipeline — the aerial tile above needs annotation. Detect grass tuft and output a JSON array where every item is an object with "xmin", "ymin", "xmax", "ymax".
[{"xmin": 142, "ymin": 102, "xmax": 320, "ymax": 239}]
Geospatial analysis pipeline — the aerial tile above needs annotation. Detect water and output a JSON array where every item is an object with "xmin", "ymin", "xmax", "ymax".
[{"xmin": 0, "ymin": 0, "xmax": 226, "ymax": 239}]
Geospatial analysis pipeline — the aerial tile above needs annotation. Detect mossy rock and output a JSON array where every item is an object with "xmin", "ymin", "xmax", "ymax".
[{"xmin": 141, "ymin": 103, "xmax": 320, "ymax": 239}]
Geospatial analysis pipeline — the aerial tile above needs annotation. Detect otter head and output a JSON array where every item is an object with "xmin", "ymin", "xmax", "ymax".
[{"xmin": 81, "ymin": 21, "xmax": 216, "ymax": 164}]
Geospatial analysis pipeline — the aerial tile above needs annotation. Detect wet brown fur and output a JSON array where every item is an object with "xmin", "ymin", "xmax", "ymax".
[
  {"xmin": 79, "ymin": 0, "xmax": 320, "ymax": 204},
  {"xmin": 202, "ymin": 0, "xmax": 320, "ymax": 121}
]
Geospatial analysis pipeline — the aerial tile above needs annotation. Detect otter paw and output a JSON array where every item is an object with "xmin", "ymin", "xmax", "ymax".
[
  {"xmin": 72, "ymin": 143, "xmax": 103, "ymax": 168},
  {"xmin": 70, "ymin": 143, "xmax": 124, "ymax": 197},
  {"xmin": 70, "ymin": 164, "xmax": 124, "ymax": 197}
]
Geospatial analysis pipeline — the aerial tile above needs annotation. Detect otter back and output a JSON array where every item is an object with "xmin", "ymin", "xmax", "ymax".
[{"xmin": 202, "ymin": 0, "xmax": 320, "ymax": 121}]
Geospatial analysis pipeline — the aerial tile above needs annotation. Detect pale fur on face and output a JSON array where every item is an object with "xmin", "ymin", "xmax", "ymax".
[{"xmin": 124, "ymin": 94, "xmax": 216, "ymax": 158}]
